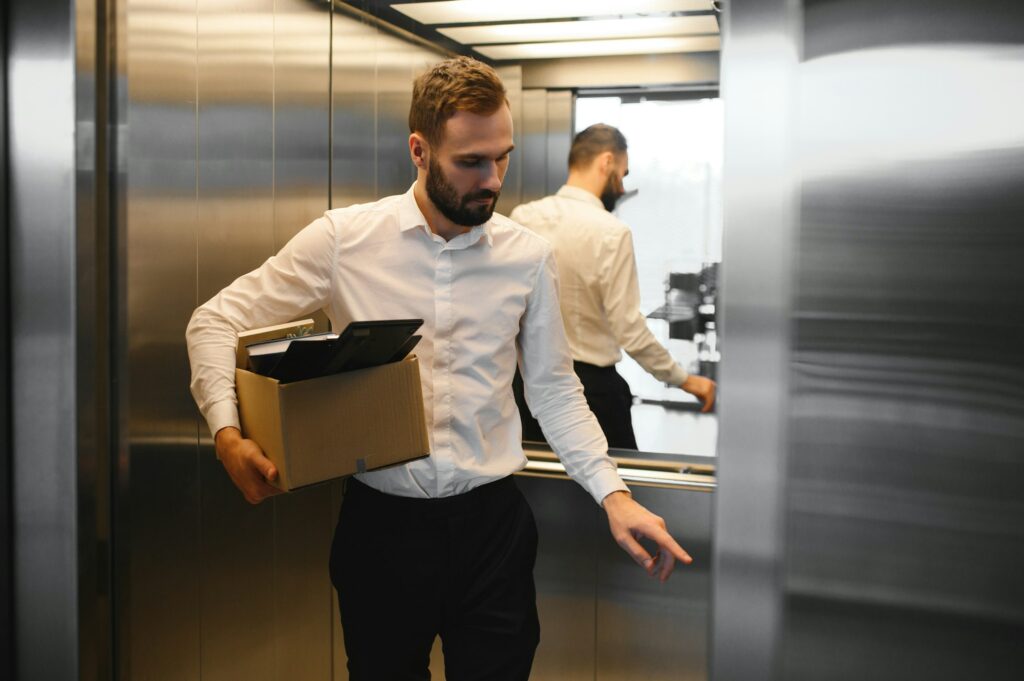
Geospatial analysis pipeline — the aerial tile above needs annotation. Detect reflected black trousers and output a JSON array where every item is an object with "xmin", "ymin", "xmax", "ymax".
[
  {"xmin": 329, "ymin": 476, "xmax": 540, "ymax": 680},
  {"xmin": 514, "ymin": 361, "xmax": 639, "ymax": 450}
]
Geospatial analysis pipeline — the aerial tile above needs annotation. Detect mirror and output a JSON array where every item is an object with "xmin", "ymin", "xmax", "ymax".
[{"xmin": 515, "ymin": 91, "xmax": 723, "ymax": 457}]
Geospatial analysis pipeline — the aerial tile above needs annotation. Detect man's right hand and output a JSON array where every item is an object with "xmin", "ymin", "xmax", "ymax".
[{"xmin": 214, "ymin": 427, "xmax": 283, "ymax": 504}]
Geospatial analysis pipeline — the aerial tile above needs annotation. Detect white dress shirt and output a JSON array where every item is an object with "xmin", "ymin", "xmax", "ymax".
[
  {"xmin": 510, "ymin": 185, "xmax": 689, "ymax": 387},
  {"xmin": 186, "ymin": 185, "xmax": 627, "ymax": 504}
]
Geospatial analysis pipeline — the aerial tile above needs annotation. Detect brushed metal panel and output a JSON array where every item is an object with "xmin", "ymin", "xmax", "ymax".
[
  {"xmin": 274, "ymin": 0, "xmax": 330, "ymax": 247},
  {"xmin": 196, "ymin": 1, "xmax": 276, "ymax": 679},
  {"xmin": 271, "ymin": 487, "xmax": 336, "ymax": 677},
  {"xmin": 544, "ymin": 90, "xmax": 572, "ymax": 196},
  {"xmin": 519, "ymin": 89, "xmax": 548, "ymax": 206},
  {"xmin": 330, "ymin": 480, "xmax": 346, "ymax": 680},
  {"xmin": 375, "ymin": 34, "xmax": 419, "ymax": 198},
  {"xmin": 780, "ymin": 1, "xmax": 1024, "ymax": 677},
  {"xmin": 495, "ymin": 65, "xmax": 522, "ymax": 214},
  {"xmin": 518, "ymin": 476, "xmax": 599, "ymax": 681},
  {"xmin": 711, "ymin": 1, "xmax": 800, "ymax": 680},
  {"xmin": 9, "ymin": 0, "xmax": 82, "ymax": 677},
  {"xmin": 596, "ymin": 485, "xmax": 712, "ymax": 681},
  {"xmin": 271, "ymin": 2, "xmax": 334, "ymax": 678},
  {"xmin": 0, "ymin": 4, "xmax": 10, "ymax": 674},
  {"xmin": 123, "ymin": 0, "xmax": 203, "ymax": 677},
  {"xmin": 331, "ymin": 12, "xmax": 378, "ymax": 208}
]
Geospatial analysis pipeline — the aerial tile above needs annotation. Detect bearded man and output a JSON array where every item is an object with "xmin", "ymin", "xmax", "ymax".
[
  {"xmin": 186, "ymin": 58, "xmax": 692, "ymax": 680},
  {"xmin": 511, "ymin": 124, "xmax": 716, "ymax": 450}
]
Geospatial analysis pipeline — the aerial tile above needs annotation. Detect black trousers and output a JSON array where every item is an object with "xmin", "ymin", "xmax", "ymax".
[
  {"xmin": 514, "ymin": 361, "xmax": 638, "ymax": 450},
  {"xmin": 329, "ymin": 476, "xmax": 540, "ymax": 681}
]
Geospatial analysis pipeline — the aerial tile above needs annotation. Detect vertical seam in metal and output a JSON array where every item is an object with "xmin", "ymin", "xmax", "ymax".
[
  {"xmin": 327, "ymin": 7, "xmax": 336, "ymax": 677},
  {"xmin": 194, "ymin": 1, "xmax": 203, "ymax": 679},
  {"xmin": 270, "ymin": 3, "xmax": 281, "ymax": 678},
  {"xmin": 327, "ymin": 0, "xmax": 333, "ymax": 211}
]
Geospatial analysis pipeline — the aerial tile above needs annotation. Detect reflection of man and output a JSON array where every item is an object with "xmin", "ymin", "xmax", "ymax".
[
  {"xmin": 187, "ymin": 60, "xmax": 692, "ymax": 680},
  {"xmin": 511, "ymin": 124, "xmax": 716, "ymax": 450}
]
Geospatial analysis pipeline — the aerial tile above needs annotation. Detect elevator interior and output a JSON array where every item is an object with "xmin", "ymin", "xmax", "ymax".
[{"xmin": 5, "ymin": 1, "xmax": 1024, "ymax": 681}]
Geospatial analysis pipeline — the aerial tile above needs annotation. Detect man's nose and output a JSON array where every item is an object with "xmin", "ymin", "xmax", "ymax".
[{"xmin": 480, "ymin": 162, "xmax": 502, "ymax": 192}]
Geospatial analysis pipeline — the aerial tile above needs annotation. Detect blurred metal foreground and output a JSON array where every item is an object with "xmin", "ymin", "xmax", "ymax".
[{"xmin": 713, "ymin": 1, "xmax": 1024, "ymax": 680}]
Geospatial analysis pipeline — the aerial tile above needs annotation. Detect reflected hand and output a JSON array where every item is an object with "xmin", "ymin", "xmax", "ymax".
[
  {"xmin": 681, "ymin": 375, "xmax": 716, "ymax": 413},
  {"xmin": 602, "ymin": 490, "xmax": 693, "ymax": 582},
  {"xmin": 215, "ymin": 426, "xmax": 283, "ymax": 504}
]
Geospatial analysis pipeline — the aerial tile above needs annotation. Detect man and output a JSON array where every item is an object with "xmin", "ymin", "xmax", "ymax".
[
  {"xmin": 511, "ymin": 124, "xmax": 717, "ymax": 450},
  {"xmin": 187, "ymin": 58, "xmax": 691, "ymax": 680}
]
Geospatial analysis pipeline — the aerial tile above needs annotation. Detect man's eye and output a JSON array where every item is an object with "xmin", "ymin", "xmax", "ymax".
[{"xmin": 458, "ymin": 159, "xmax": 479, "ymax": 168}]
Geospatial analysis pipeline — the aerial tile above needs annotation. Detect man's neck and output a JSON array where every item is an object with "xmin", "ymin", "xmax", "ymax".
[
  {"xmin": 413, "ymin": 178, "xmax": 471, "ymax": 242},
  {"xmin": 565, "ymin": 170, "xmax": 604, "ymax": 200}
]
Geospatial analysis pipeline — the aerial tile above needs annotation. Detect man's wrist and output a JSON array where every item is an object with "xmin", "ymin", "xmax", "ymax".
[
  {"xmin": 601, "ymin": 489, "xmax": 632, "ymax": 510},
  {"xmin": 214, "ymin": 426, "xmax": 241, "ymax": 447}
]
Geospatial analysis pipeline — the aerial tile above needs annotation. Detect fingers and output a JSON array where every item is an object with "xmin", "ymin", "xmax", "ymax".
[
  {"xmin": 625, "ymin": 524, "xmax": 693, "ymax": 582},
  {"xmin": 243, "ymin": 478, "xmax": 282, "ymax": 505},
  {"xmin": 220, "ymin": 439, "xmax": 282, "ymax": 504},
  {"xmin": 251, "ymin": 451, "xmax": 278, "ymax": 483},
  {"xmin": 616, "ymin": 531, "xmax": 657, "ymax": 576},
  {"xmin": 653, "ymin": 529, "xmax": 693, "ymax": 566},
  {"xmin": 700, "ymin": 379, "xmax": 716, "ymax": 413},
  {"xmin": 653, "ymin": 548, "xmax": 676, "ymax": 582},
  {"xmin": 242, "ymin": 456, "xmax": 282, "ymax": 504}
]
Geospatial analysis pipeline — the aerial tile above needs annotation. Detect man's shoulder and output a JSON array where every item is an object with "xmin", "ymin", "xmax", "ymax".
[
  {"xmin": 488, "ymin": 211, "xmax": 554, "ymax": 256},
  {"xmin": 324, "ymin": 193, "xmax": 402, "ymax": 223},
  {"xmin": 508, "ymin": 195, "xmax": 557, "ymax": 225}
]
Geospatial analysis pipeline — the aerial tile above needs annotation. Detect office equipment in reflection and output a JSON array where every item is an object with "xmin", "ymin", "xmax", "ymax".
[
  {"xmin": 647, "ymin": 262, "xmax": 720, "ymax": 381},
  {"xmin": 244, "ymin": 319, "xmax": 423, "ymax": 384}
]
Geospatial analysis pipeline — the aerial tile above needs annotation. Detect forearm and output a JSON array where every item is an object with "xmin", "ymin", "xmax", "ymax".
[{"xmin": 616, "ymin": 313, "xmax": 688, "ymax": 385}]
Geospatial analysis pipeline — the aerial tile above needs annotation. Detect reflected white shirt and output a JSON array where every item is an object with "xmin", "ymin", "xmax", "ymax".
[
  {"xmin": 510, "ymin": 185, "xmax": 688, "ymax": 386},
  {"xmin": 186, "ymin": 184, "xmax": 626, "ymax": 504}
]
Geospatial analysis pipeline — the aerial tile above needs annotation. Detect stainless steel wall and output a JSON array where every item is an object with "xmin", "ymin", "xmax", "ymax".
[
  {"xmin": 713, "ymin": 1, "xmax": 1024, "ymax": 679},
  {"xmin": 522, "ymin": 470, "xmax": 713, "ymax": 681},
  {"xmin": 8, "ymin": 0, "xmax": 109, "ymax": 678},
  {"xmin": 519, "ymin": 88, "xmax": 573, "ymax": 207},
  {"xmin": 119, "ymin": 3, "xmax": 446, "ymax": 679}
]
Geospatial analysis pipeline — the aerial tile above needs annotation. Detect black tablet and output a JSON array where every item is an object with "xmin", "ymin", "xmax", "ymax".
[{"xmin": 267, "ymin": 318, "xmax": 423, "ymax": 383}]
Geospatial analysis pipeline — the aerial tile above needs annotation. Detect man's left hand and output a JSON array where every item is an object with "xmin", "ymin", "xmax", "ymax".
[{"xmin": 602, "ymin": 490, "xmax": 692, "ymax": 582}]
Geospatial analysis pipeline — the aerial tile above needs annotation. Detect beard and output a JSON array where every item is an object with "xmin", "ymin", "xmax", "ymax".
[
  {"xmin": 426, "ymin": 156, "xmax": 500, "ymax": 227},
  {"xmin": 600, "ymin": 174, "xmax": 625, "ymax": 212}
]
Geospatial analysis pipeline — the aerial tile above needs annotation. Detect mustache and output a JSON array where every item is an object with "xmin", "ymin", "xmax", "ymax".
[{"xmin": 464, "ymin": 189, "xmax": 498, "ymax": 202}]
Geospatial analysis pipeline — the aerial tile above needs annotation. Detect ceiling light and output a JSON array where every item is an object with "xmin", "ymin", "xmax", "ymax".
[
  {"xmin": 472, "ymin": 35, "xmax": 720, "ymax": 60},
  {"xmin": 391, "ymin": 0, "xmax": 714, "ymax": 25},
  {"xmin": 438, "ymin": 16, "xmax": 718, "ymax": 45}
]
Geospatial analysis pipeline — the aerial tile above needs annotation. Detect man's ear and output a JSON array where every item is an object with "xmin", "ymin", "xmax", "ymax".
[
  {"xmin": 598, "ymin": 150, "xmax": 615, "ymax": 175},
  {"xmin": 409, "ymin": 133, "xmax": 429, "ymax": 170}
]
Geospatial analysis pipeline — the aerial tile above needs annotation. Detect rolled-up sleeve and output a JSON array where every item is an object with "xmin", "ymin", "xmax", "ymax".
[
  {"xmin": 517, "ymin": 248, "xmax": 628, "ymax": 505},
  {"xmin": 186, "ymin": 215, "xmax": 337, "ymax": 439}
]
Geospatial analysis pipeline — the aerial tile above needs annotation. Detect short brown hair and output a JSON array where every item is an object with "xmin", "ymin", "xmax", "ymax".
[
  {"xmin": 568, "ymin": 124, "xmax": 628, "ymax": 170},
  {"xmin": 409, "ymin": 56, "xmax": 508, "ymax": 147}
]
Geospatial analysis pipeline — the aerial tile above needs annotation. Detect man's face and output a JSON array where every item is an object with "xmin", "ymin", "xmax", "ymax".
[
  {"xmin": 425, "ymin": 106, "xmax": 514, "ymax": 227},
  {"xmin": 600, "ymin": 152, "xmax": 629, "ymax": 212}
]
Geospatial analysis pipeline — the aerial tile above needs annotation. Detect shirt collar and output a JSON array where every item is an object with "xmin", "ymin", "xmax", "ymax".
[
  {"xmin": 398, "ymin": 183, "xmax": 493, "ymax": 247},
  {"xmin": 556, "ymin": 184, "xmax": 604, "ymax": 211}
]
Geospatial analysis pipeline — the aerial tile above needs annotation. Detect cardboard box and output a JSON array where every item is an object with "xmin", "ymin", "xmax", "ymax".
[{"xmin": 235, "ymin": 355, "xmax": 430, "ymax": 491}]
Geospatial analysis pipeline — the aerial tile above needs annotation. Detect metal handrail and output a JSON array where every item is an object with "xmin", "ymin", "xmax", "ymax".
[{"xmin": 519, "ymin": 451, "xmax": 717, "ymax": 492}]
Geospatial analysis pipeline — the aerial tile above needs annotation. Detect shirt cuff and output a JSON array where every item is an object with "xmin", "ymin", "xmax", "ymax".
[
  {"xmin": 204, "ymin": 400, "xmax": 241, "ymax": 442},
  {"xmin": 667, "ymin": 363, "xmax": 689, "ymax": 388},
  {"xmin": 585, "ymin": 466, "xmax": 630, "ymax": 507}
]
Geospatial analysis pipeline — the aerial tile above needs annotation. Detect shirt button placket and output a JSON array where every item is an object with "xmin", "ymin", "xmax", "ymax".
[{"xmin": 434, "ymin": 243, "xmax": 454, "ymax": 497}]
